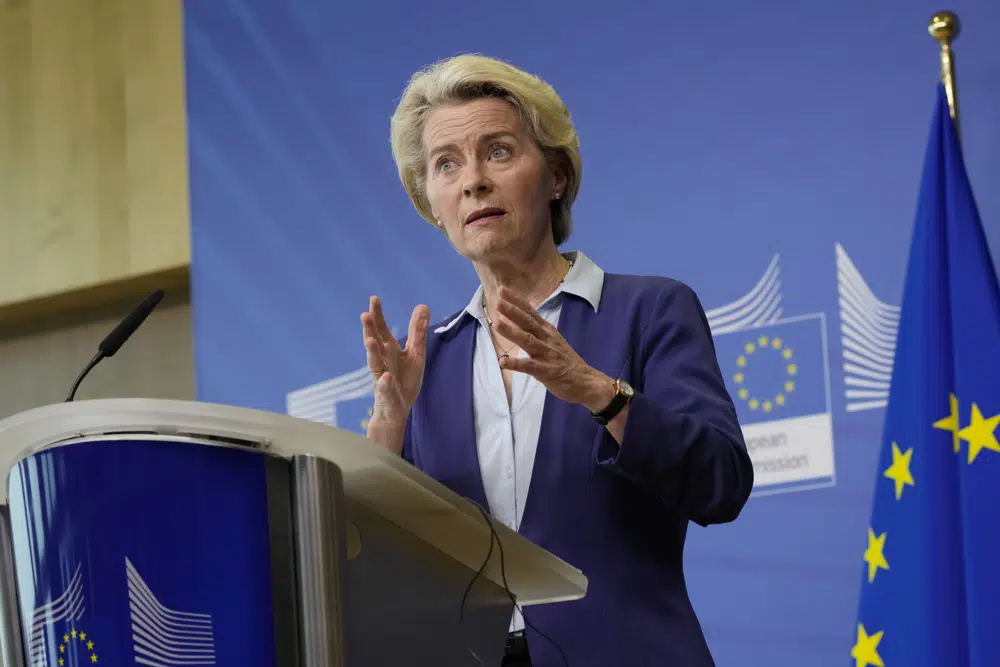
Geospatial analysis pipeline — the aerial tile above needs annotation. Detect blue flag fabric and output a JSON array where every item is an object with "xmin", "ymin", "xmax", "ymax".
[{"xmin": 852, "ymin": 83, "xmax": 1000, "ymax": 667}]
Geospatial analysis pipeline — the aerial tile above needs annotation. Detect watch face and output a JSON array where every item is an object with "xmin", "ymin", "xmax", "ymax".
[{"xmin": 619, "ymin": 380, "xmax": 635, "ymax": 397}]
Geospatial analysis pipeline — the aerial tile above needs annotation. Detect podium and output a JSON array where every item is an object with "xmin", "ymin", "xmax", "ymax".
[{"xmin": 0, "ymin": 399, "xmax": 587, "ymax": 666}]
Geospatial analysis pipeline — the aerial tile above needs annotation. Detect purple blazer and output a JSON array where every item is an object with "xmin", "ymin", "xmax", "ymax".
[{"xmin": 402, "ymin": 272, "xmax": 754, "ymax": 667}]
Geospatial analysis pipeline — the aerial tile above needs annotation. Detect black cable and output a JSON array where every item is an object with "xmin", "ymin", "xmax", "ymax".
[
  {"xmin": 460, "ymin": 505, "xmax": 495, "ymax": 667},
  {"xmin": 460, "ymin": 499, "xmax": 570, "ymax": 667},
  {"xmin": 458, "ymin": 287, "xmax": 667, "ymax": 664}
]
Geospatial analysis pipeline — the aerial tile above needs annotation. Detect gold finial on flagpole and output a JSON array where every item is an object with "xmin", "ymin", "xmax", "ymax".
[{"xmin": 929, "ymin": 11, "xmax": 961, "ymax": 137}]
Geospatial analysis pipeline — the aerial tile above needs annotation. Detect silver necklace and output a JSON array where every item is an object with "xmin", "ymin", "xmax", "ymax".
[{"xmin": 484, "ymin": 258, "xmax": 573, "ymax": 361}]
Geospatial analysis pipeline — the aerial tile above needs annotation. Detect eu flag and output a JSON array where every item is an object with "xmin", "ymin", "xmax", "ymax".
[{"xmin": 853, "ymin": 83, "xmax": 1000, "ymax": 667}]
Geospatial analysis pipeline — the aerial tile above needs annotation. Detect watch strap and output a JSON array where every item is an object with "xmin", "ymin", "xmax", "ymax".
[{"xmin": 591, "ymin": 379, "xmax": 630, "ymax": 425}]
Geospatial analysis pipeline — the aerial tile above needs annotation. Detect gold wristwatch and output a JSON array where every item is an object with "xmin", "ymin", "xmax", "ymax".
[{"xmin": 591, "ymin": 379, "xmax": 634, "ymax": 425}]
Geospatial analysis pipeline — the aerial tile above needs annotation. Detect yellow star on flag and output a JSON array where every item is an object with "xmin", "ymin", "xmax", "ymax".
[
  {"xmin": 933, "ymin": 392, "xmax": 960, "ymax": 453},
  {"xmin": 958, "ymin": 403, "xmax": 1000, "ymax": 464},
  {"xmin": 863, "ymin": 528, "xmax": 889, "ymax": 583},
  {"xmin": 851, "ymin": 623, "xmax": 884, "ymax": 667},
  {"xmin": 883, "ymin": 442, "xmax": 914, "ymax": 500}
]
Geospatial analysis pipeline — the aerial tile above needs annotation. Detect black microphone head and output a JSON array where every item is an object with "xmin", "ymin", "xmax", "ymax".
[{"xmin": 98, "ymin": 289, "xmax": 165, "ymax": 358}]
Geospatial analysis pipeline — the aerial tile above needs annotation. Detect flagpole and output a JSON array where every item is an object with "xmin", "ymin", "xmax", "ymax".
[{"xmin": 928, "ymin": 10, "xmax": 961, "ymax": 139}]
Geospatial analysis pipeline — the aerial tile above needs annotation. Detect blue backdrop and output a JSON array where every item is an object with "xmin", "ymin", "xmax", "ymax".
[{"xmin": 182, "ymin": 1, "xmax": 1000, "ymax": 665}]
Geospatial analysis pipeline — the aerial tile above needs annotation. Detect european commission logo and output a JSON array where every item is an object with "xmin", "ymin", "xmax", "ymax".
[
  {"xmin": 835, "ymin": 243, "xmax": 901, "ymax": 412},
  {"xmin": 707, "ymin": 256, "xmax": 836, "ymax": 497},
  {"xmin": 27, "ymin": 564, "xmax": 86, "ymax": 667},
  {"xmin": 27, "ymin": 560, "xmax": 216, "ymax": 667},
  {"xmin": 713, "ymin": 316, "xmax": 835, "ymax": 496},
  {"xmin": 126, "ymin": 558, "xmax": 217, "ymax": 667}
]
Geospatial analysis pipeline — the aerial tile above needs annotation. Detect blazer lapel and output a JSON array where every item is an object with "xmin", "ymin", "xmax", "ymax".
[
  {"xmin": 518, "ymin": 296, "xmax": 601, "ymax": 538},
  {"xmin": 428, "ymin": 320, "xmax": 491, "ymax": 511}
]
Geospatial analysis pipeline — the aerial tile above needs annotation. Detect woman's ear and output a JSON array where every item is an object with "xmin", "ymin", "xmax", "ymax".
[{"xmin": 548, "ymin": 155, "xmax": 569, "ymax": 200}]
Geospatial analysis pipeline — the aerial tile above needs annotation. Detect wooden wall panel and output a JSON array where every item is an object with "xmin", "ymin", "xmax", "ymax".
[
  {"xmin": 0, "ymin": 0, "xmax": 190, "ymax": 321},
  {"xmin": 0, "ymin": 298, "xmax": 195, "ymax": 421}
]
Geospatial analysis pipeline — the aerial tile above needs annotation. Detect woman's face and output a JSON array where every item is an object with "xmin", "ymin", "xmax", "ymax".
[{"xmin": 422, "ymin": 97, "xmax": 565, "ymax": 263}]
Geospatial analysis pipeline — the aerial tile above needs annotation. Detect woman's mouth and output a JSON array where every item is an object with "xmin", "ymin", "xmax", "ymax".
[{"xmin": 465, "ymin": 208, "xmax": 507, "ymax": 225}]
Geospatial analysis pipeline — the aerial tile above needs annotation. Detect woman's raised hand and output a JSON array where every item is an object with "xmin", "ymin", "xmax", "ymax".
[{"xmin": 360, "ymin": 296, "xmax": 430, "ymax": 453}]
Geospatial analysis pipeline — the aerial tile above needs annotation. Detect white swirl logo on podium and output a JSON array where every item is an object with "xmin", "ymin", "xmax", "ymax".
[
  {"xmin": 126, "ymin": 558, "xmax": 217, "ymax": 667},
  {"xmin": 27, "ymin": 564, "xmax": 87, "ymax": 667},
  {"xmin": 24, "ymin": 560, "xmax": 217, "ymax": 667}
]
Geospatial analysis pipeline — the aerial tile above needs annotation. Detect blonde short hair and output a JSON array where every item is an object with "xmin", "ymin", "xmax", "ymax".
[{"xmin": 390, "ymin": 54, "xmax": 582, "ymax": 245}]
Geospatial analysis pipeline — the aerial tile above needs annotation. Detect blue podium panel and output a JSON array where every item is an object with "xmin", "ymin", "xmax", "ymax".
[{"xmin": 5, "ymin": 437, "xmax": 282, "ymax": 667}]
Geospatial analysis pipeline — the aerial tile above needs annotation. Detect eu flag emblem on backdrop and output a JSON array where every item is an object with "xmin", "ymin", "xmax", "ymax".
[{"xmin": 852, "ymin": 83, "xmax": 1000, "ymax": 667}]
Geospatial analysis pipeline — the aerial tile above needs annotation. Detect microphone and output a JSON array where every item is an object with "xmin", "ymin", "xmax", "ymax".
[{"xmin": 65, "ymin": 289, "xmax": 165, "ymax": 402}]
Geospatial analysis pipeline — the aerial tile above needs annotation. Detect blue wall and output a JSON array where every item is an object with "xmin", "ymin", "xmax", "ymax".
[{"xmin": 182, "ymin": 1, "xmax": 1000, "ymax": 664}]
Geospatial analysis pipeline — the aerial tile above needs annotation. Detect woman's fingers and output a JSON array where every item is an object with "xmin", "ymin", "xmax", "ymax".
[
  {"xmin": 370, "ymin": 296, "xmax": 396, "ymax": 348},
  {"xmin": 364, "ymin": 295, "xmax": 404, "ymax": 376},
  {"xmin": 363, "ymin": 333, "xmax": 386, "ymax": 375},
  {"xmin": 405, "ymin": 304, "xmax": 431, "ymax": 357},
  {"xmin": 361, "ymin": 310, "xmax": 386, "ymax": 363},
  {"xmin": 363, "ymin": 299, "xmax": 422, "ymax": 429}
]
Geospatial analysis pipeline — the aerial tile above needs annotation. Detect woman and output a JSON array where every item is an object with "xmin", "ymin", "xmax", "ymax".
[{"xmin": 361, "ymin": 53, "xmax": 753, "ymax": 667}]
